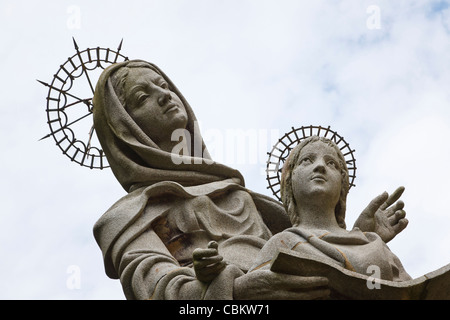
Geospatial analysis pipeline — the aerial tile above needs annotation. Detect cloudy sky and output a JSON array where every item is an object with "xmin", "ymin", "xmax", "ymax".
[{"xmin": 1, "ymin": 0, "xmax": 450, "ymax": 299}]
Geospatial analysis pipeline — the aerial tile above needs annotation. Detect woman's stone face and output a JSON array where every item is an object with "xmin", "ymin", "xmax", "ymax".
[
  {"xmin": 291, "ymin": 141, "xmax": 342, "ymax": 207},
  {"xmin": 123, "ymin": 68, "xmax": 188, "ymax": 142}
]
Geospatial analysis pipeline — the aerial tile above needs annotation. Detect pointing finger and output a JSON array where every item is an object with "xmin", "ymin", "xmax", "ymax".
[
  {"xmin": 365, "ymin": 192, "xmax": 389, "ymax": 215},
  {"xmin": 381, "ymin": 186, "xmax": 405, "ymax": 210}
]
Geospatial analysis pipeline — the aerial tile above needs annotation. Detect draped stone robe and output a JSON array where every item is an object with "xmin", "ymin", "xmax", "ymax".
[
  {"xmin": 92, "ymin": 60, "xmax": 291, "ymax": 299},
  {"xmin": 91, "ymin": 59, "xmax": 412, "ymax": 300},
  {"xmin": 94, "ymin": 179, "xmax": 291, "ymax": 299}
]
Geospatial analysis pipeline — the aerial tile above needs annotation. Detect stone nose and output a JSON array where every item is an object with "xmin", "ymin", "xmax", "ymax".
[
  {"xmin": 157, "ymin": 90, "xmax": 171, "ymax": 106},
  {"xmin": 313, "ymin": 158, "xmax": 326, "ymax": 173}
]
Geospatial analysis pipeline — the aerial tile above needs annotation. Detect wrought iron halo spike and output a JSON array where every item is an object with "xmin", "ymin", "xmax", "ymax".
[{"xmin": 72, "ymin": 37, "xmax": 79, "ymax": 51}]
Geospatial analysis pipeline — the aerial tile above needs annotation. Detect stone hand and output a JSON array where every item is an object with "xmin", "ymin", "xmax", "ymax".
[
  {"xmin": 353, "ymin": 186, "xmax": 408, "ymax": 243},
  {"xmin": 192, "ymin": 241, "xmax": 226, "ymax": 283},
  {"xmin": 233, "ymin": 270, "xmax": 330, "ymax": 300}
]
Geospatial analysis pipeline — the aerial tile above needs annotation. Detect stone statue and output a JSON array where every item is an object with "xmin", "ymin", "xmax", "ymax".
[
  {"xmin": 248, "ymin": 136, "xmax": 411, "ymax": 298},
  {"xmin": 249, "ymin": 136, "xmax": 450, "ymax": 299},
  {"xmin": 92, "ymin": 60, "xmax": 411, "ymax": 300}
]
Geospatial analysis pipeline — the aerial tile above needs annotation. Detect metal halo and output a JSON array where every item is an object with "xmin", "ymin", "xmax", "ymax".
[
  {"xmin": 38, "ymin": 38, "xmax": 129, "ymax": 169},
  {"xmin": 266, "ymin": 125, "xmax": 357, "ymax": 201}
]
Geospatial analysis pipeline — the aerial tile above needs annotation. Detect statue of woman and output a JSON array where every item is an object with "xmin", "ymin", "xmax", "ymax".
[
  {"xmin": 92, "ymin": 60, "xmax": 408, "ymax": 299},
  {"xmin": 249, "ymin": 136, "xmax": 412, "ymax": 292}
]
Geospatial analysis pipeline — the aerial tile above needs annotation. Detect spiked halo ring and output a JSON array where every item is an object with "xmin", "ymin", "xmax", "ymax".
[{"xmin": 38, "ymin": 38, "xmax": 129, "ymax": 169}]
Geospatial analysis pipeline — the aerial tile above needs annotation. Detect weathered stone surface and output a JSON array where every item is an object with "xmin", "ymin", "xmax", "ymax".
[{"xmin": 92, "ymin": 60, "xmax": 447, "ymax": 300}]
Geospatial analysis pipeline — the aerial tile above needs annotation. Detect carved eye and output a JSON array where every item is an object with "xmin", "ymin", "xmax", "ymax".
[
  {"xmin": 137, "ymin": 93, "xmax": 150, "ymax": 104},
  {"xmin": 327, "ymin": 159, "xmax": 338, "ymax": 169},
  {"xmin": 300, "ymin": 157, "xmax": 312, "ymax": 165},
  {"xmin": 160, "ymin": 82, "xmax": 169, "ymax": 89}
]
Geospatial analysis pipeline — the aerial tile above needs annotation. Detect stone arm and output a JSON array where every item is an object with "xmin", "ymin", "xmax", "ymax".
[
  {"xmin": 116, "ymin": 227, "xmax": 331, "ymax": 300},
  {"xmin": 117, "ymin": 228, "xmax": 197, "ymax": 299},
  {"xmin": 115, "ymin": 228, "xmax": 243, "ymax": 300}
]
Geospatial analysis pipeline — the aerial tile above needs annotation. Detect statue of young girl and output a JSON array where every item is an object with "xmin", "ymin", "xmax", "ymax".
[{"xmin": 248, "ymin": 136, "xmax": 412, "ymax": 284}]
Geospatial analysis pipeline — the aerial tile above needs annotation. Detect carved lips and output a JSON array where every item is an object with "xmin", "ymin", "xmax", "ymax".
[
  {"xmin": 164, "ymin": 103, "xmax": 180, "ymax": 114},
  {"xmin": 311, "ymin": 174, "xmax": 327, "ymax": 182}
]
